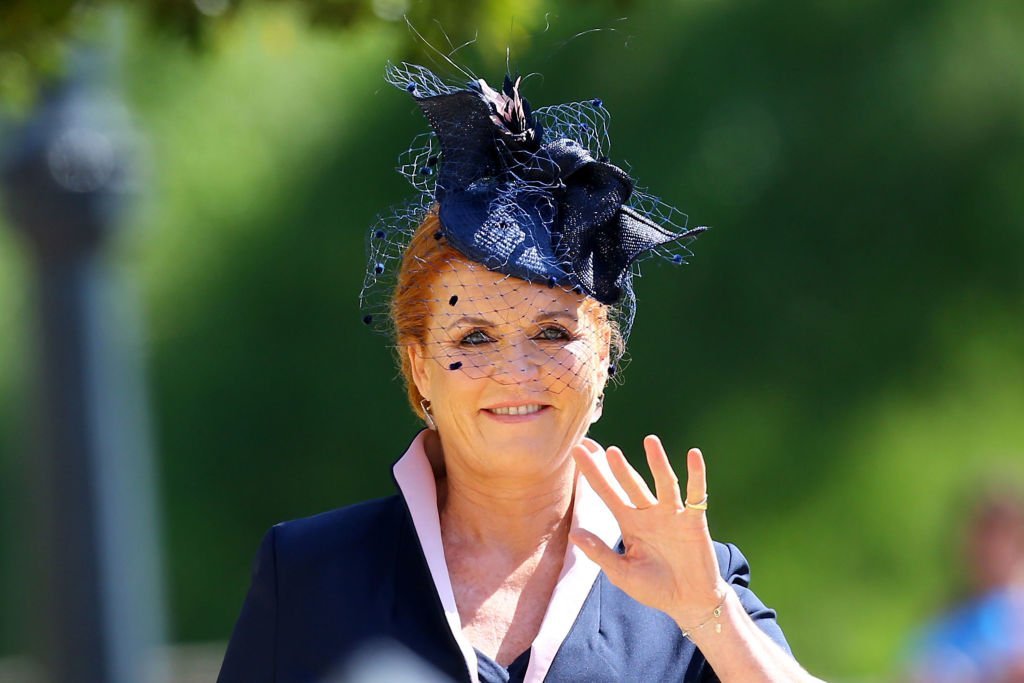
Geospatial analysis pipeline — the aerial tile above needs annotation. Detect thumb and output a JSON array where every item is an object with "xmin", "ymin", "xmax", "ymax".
[{"xmin": 570, "ymin": 529, "xmax": 624, "ymax": 580}]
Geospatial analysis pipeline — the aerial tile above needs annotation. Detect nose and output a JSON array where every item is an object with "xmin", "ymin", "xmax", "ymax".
[{"xmin": 490, "ymin": 338, "xmax": 545, "ymax": 385}]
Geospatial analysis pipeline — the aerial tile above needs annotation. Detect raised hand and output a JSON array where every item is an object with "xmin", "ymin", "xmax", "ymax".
[{"xmin": 570, "ymin": 435, "xmax": 729, "ymax": 628}]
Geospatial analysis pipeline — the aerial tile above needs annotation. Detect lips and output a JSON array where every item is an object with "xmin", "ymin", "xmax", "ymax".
[
  {"xmin": 488, "ymin": 404, "xmax": 545, "ymax": 416},
  {"xmin": 481, "ymin": 402, "xmax": 552, "ymax": 421}
]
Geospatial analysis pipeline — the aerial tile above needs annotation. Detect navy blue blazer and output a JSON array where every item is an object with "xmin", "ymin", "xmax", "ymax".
[{"xmin": 217, "ymin": 493, "xmax": 790, "ymax": 683}]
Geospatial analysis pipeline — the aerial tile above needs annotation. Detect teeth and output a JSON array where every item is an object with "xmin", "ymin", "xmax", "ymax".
[{"xmin": 490, "ymin": 404, "xmax": 544, "ymax": 416}]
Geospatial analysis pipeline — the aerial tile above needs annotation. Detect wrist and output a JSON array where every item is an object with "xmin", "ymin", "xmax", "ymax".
[{"xmin": 671, "ymin": 581, "xmax": 731, "ymax": 636}]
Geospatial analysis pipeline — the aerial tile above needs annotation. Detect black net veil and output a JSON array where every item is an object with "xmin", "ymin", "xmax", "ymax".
[{"xmin": 360, "ymin": 61, "xmax": 705, "ymax": 403}]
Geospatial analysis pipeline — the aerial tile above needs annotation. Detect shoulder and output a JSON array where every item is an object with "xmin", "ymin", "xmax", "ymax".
[
  {"xmin": 712, "ymin": 539, "xmax": 792, "ymax": 654},
  {"xmin": 221, "ymin": 496, "xmax": 416, "ymax": 681},
  {"xmin": 713, "ymin": 540, "xmax": 753, "ymax": 586},
  {"xmin": 274, "ymin": 495, "xmax": 405, "ymax": 542},
  {"xmin": 265, "ymin": 495, "xmax": 408, "ymax": 574}
]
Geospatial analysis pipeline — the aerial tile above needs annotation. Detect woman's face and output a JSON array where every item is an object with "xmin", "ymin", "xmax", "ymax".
[{"xmin": 408, "ymin": 258, "xmax": 610, "ymax": 481}]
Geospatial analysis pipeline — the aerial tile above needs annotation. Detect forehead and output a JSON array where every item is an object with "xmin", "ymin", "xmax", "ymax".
[{"xmin": 424, "ymin": 258, "xmax": 587, "ymax": 324}]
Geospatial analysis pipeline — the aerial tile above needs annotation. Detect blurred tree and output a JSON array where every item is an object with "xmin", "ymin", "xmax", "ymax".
[{"xmin": 0, "ymin": 0, "xmax": 565, "ymax": 115}]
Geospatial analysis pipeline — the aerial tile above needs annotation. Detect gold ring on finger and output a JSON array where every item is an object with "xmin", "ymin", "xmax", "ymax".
[{"xmin": 684, "ymin": 495, "xmax": 708, "ymax": 511}]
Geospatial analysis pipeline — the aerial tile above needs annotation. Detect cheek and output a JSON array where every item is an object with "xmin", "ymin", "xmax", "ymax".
[
  {"xmin": 440, "ymin": 342, "xmax": 502, "ymax": 380},
  {"xmin": 428, "ymin": 360, "xmax": 486, "ymax": 412},
  {"xmin": 544, "ymin": 339, "xmax": 603, "ymax": 398}
]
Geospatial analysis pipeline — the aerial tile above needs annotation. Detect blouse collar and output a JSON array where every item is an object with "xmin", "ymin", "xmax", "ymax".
[{"xmin": 392, "ymin": 429, "xmax": 622, "ymax": 683}]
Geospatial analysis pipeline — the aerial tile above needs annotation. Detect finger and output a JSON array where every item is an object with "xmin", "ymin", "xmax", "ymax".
[
  {"xmin": 643, "ymin": 435, "xmax": 684, "ymax": 507},
  {"xmin": 685, "ymin": 448, "xmax": 708, "ymax": 511},
  {"xmin": 606, "ymin": 446, "xmax": 657, "ymax": 508},
  {"xmin": 572, "ymin": 444, "xmax": 630, "ymax": 515},
  {"xmin": 570, "ymin": 529, "xmax": 625, "ymax": 582}
]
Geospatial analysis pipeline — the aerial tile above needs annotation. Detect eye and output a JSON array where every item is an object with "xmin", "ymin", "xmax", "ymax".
[
  {"xmin": 459, "ymin": 329, "xmax": 494, "ymax": 346},
  {"xmin": 534, "ymin": 325, "xmax": 573, "ymax": 342}
]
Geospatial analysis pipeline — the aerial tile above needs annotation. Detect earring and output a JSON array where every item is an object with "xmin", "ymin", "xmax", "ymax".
[{"xmin": 420, "ymin": 399, "xmax": 437, "ymax": 431}]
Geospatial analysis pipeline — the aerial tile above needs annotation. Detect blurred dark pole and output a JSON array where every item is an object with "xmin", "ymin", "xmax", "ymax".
[{"xmin": 0, "ymin": 22, "xmax": 166, "ymax": 683}]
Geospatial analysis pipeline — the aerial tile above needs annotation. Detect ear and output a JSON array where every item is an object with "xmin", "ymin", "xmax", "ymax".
[
  {"xmin": 591, "ymin": 328, "xmax": 611, "ymax": 425},
  {"xmin": 596, "ymin": 324, "xmax": 612, "ymax": 387},
  {"xmin": 407, "ymin": 343, "xmax": 432, "ymax": 402}
]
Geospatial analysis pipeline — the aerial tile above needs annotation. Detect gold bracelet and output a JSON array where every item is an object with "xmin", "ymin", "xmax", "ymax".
[{"xmin": 679, "ymin": 596, "xmax": 727, "ymax": 639}]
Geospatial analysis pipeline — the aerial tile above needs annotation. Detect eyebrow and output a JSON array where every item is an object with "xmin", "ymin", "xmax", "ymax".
[{"xmin": 445, "ymin": 310, "xmax": 578, "ymax": 332}]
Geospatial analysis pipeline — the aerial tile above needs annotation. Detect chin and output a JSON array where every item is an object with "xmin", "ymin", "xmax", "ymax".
[{"xmin": 478, "ymin": 429, "xmax": 573, "ymax": 470}]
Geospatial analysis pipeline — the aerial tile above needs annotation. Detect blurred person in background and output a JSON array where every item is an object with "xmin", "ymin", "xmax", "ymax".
[
  {"xmin": 217, "ymin": 62, "xmax": 823, "ymax": 683},
  {"xmin": 907, "ymin": 488, "xmax": 1024, "ymax": 683}
]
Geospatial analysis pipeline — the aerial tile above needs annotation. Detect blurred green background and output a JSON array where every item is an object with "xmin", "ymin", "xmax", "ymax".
[{"xmin": 1, "ymin": 1, "xmax": 1022, "ymax": 681}]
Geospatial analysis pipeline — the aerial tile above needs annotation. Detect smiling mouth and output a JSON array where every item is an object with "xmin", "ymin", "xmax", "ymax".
[{"xmin": 486, "ymin": 404, "xmax": 547, "ymax": 416}]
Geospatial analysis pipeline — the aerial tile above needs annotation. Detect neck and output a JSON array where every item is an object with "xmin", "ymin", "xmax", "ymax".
[{"xmin": 432, "ymin": 436, "xmax": 577, "ymax": 561}]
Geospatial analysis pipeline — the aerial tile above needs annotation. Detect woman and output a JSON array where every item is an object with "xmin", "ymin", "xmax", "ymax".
[{"xmin": 218, "ymin": 63, "xmax": 822, "ymax": 683}]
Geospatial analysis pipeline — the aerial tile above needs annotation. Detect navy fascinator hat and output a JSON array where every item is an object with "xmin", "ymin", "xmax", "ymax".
[{"xmin": 361, "ymin": 62, "xmax": 706, "ymax": 364}]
